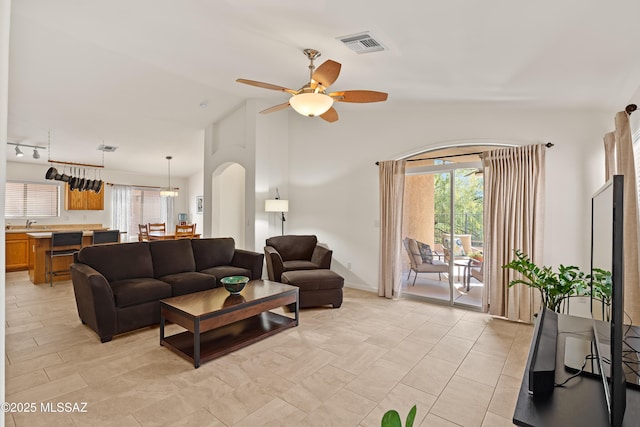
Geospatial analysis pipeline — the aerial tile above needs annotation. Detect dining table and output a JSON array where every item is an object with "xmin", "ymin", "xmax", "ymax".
[{"xmin": 146, "ymin": 231, "xmax": 201, "ymax": 241}]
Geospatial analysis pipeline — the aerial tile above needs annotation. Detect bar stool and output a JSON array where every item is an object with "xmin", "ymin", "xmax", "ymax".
[
  {"xmin": 46, "ymin": 231, "xmax": 83, "ymax": 286},
  {"xmin": 92, "ymin": 230, "xmax": 120, "ymax": 245}
]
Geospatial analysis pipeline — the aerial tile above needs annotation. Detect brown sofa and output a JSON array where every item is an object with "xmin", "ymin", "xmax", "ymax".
[{"xmin": 70, "ymin": 238, "xmax": 263, "ymax": 342}]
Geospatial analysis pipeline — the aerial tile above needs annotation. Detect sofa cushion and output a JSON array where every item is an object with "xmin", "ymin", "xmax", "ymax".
[
  {"xmin": 77, "ymin": 242, "xmax": 154, "ymax": 282},
  {"xmin": 191, "ymin": 238, "xmax": 236, "ymax": 271},
  {"xmin": 160, "ymin": 272, "xmax": 217, "ymax": 296},
  {"xmin": 149, "ymin": 239, "xmax": 195, "ymax": 278},
  {"xmin": 283, "ymin": 260, "xmax": 320, "ymax": 271},
  {"xmin": 266, "ymin": 235, "xmax": 317, "ymax": 262},
  {"xmin": 281, "ymin": 270, "xmax": 344, "ymax": 291},
  {"xmin": 200, "ymin": 266, "xmax": 252, "ymax": 286},
  {"xmin": 110, "ymin": 278, "xmax": 172, "ymax": 308}
]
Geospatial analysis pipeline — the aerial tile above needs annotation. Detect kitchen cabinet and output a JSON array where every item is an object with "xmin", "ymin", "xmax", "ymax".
[
  {"xmin": 6, "ymin": 233, "xmax": 29, "ymax": 271},
  {"xmin": 64, "ymin": 183, "xmax": 104, "ymax": 210}
]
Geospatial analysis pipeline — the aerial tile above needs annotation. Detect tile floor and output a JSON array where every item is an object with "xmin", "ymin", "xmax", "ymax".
[{"xmin": 3, "ymin": 271, "xmax": 532, "ymax": 426}]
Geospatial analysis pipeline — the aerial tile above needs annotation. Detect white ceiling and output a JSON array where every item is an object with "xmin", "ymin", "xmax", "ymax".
[{"xmin": 7, "ymin": 0, "xmax": 640, "ymax": 177}]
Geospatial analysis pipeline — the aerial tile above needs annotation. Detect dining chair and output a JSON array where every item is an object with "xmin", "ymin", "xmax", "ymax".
[
  {"xmin": 46, "ymin": 231, "xmax": 83, "ymax": 286},
  {"xmin": 148, "ymin": 223, "xmax": 166, "ymax": 233},
  {"xmin": 175, "ymin": 224, "xmax": 196, "ymax": 239},
  {"xmin": 92, "ymin": 229, "xmax": 120, "ymax": 245},
  {"xmin": 138, "ymin": 224, "xmax": 149, "ymax": 241}
]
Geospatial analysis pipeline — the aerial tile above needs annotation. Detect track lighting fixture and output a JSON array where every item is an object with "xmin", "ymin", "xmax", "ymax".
[{"xmin": 8, "ymin": 141, "xmax": 46, "ymax": 159}]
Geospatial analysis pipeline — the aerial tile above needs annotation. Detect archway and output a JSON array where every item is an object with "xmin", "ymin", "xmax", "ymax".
[{"xmin": 211, "ymin": 162, "xmax": 246, "ymax": 248}]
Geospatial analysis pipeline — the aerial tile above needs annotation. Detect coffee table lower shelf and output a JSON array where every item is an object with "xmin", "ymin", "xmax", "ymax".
[{"xmin": 161, "ymin": 311, "xmax": 296, "ymax": 367}]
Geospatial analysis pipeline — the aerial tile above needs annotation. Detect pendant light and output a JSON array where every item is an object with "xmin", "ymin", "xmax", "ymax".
[{"xmin": 160, "ymin": 156, "xmax": 179, "ymax": 197}]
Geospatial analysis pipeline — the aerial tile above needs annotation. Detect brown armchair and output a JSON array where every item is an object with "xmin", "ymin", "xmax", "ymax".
[{"xmin": 264, "ymin": 235, "xmax": 332, "ymax": 282}]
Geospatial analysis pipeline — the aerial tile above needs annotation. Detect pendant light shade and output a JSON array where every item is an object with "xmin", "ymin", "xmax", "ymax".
[{"xmin": 160, "ymin": 156, "xmax": 178, "ymax": 197}]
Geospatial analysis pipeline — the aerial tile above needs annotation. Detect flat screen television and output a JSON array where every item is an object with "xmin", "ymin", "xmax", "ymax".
[{"xmin": 591, "ymin": 174, "xmax": 626, "ymax": 426}]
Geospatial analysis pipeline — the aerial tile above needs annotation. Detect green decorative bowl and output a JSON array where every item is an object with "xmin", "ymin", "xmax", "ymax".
[{"xmin": 220, "ymin": 276, "xmax": 249, "ymax": 294}]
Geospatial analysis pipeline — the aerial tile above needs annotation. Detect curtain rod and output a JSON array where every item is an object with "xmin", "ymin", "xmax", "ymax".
[
  {"xmin": 374, "ymin": 142, "xmax": 554, "ymax": 166},
  {"xmin": 626, "ymin": 104, "xmax": 637, "ymax": 115}
]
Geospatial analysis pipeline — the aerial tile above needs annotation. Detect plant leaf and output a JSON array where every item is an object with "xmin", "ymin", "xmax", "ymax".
[
  {"xmin": 406, "ymin": 405, "xmax": 417, "ymax": 427},
  {"xmin": 381, "ymin": 410, "xmax": 401, "ymax": 427}
]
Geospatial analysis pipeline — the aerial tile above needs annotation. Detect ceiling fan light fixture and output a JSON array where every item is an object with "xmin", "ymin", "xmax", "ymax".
[{"xmin": 289, "ymin": 93, "xmax": 334, "ymax": 117}]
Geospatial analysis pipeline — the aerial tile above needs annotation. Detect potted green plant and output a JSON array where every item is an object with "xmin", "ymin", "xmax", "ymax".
[
  {"xmin": 502, "ymin": 250, "xmax": 587, "ymax": 312},
  {"xmin": 381, "ymin": 405, "xmax": 416, "ymax": 427}
]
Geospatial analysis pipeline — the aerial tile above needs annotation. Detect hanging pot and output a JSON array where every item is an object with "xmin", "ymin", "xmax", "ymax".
[
  {"xmin": 93, "ymin": 180, "xmax": 103, "ymax": 193},
  {"xmin": 70, "ymin": 168, "xmax": 80, "ymax": 191},
  {"xmin": 78, "ymin": 169, "xmax": 86, "ymax": 192},
  {"xmin": 45, "ymin": 167, "xmax": 58, "ymax": 180},
  {"xmin": 60, "ymin": 166, "xmax": 71, "ymax": 183}
]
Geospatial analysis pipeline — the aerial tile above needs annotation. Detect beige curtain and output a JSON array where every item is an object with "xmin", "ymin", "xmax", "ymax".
[
  {"xmin": 483, "ymin": 144, "xmax": 546, "ymax": 322},
  {"xmin": 604, "ymin": 111, "xmax": 640, "ymax": 322},
  {"xmin": 378, "ymin": 160, "xmax": 406, "ymax": 298}
]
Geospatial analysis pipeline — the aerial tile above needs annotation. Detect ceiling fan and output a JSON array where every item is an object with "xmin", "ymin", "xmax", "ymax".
[{"xmin": 236, "ymin": 48, "xmax": 388, "ymax": 123}]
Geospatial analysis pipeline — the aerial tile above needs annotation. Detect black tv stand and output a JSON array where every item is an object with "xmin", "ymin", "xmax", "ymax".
[{"xmin": 513, "ymin": 313, "xmax": 640, "ymax": 426}]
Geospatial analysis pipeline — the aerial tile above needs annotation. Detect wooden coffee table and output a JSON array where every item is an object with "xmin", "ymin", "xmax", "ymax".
[{"xmin": 160, "ymin": 280, "xmax": 299, "ymax": 368}]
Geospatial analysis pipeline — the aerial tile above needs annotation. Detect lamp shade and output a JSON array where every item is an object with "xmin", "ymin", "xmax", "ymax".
[
  {"xmin": 265, "ymin": 199, "xmax": 289, "ymax": 212},
  {"xmin": 289, "ymin": 93, "xmax": 334, "ymax": 117}
]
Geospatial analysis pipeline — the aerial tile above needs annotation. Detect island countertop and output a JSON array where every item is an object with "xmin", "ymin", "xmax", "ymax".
[
  {"xmin": 26, "ymin": 229, "xmax": 112, "ymax": 284},
  {"xmin": 26, "ymin": 230, "xmax": 104, "ymax": 238}
]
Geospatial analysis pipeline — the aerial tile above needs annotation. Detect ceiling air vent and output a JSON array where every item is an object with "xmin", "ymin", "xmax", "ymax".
[
  {"xmin": 97, "ymin": 144, "xmax": 118, "ymax": 152},
  {"xmin": 338, "ymin": 32, "xmax": 385, "ymax": 54}
]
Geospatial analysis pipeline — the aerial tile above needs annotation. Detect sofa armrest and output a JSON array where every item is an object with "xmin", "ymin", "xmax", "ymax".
[
  {"xmin": 264, "ymin": 246, "xmax": 284, "ymax": 282},
  {"xmin": 311, "ymin": 245, "xmax": 333, "ymax": 269},
  {"xmin": 70, "ymin": 263, "xmax": 118, "ymax": 343},
  {"xmin": 231, "ymin": 249, "xmax": 265, "ymax": 280}
]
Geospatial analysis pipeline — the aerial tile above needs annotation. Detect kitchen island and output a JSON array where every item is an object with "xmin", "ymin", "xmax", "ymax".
[{"xmin": 25, "ymin": 228, "xmax": 107, "ymax": 284}]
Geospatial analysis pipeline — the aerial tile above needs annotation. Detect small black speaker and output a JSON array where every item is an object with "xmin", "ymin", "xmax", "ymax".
[{"xmin": 527, "ymin": 308, "xmax": 558, "ymax": 397}]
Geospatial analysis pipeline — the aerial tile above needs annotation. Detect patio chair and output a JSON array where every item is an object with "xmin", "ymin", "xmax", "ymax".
[{"xmin": 403, "ymin": 237, "xmax": 449, "ymax": 286}]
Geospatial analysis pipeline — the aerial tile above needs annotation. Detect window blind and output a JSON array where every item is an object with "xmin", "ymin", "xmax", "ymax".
[{"xmin": 5, "ymin": 182, "xmax": 60, "ymax": 218}]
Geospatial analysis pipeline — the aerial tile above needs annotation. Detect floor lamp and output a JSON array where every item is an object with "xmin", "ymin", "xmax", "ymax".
[{"xmin": 265, "ymin": 193, "xmax": 289, "ymax": 236}]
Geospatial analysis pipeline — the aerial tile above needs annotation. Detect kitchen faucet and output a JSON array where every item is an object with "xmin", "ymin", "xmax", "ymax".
[{"xmin": 26, "ymin": 219, "xmax": 37, "ymax": 228}]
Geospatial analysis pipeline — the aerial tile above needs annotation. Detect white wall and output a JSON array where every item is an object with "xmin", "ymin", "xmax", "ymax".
[
  {"xmin": 187, "ymin": 169, "xmax": 204, "ymax": 236},
  {"xmin": 204, "ymin": 99, "xmax": 288, "ymax": 251},
  {"xmin": 285, "ymin": 101, "xmax": 613, "ymax": 291}
]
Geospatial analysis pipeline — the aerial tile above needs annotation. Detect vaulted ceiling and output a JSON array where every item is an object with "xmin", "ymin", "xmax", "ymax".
[{"xmin": 7, "ymin": 0, "xmax": 640, "ymax": 176}]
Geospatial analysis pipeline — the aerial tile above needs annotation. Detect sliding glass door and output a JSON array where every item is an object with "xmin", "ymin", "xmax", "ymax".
[{"xmin": 402, "ymin": 161, "xmax": 484, "ymax": 308}]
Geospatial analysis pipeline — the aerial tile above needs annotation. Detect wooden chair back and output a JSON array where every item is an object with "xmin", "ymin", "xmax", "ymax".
[
  {"xmin": 175, "ymin": 224, "xmax": 196, "ymax": 239},
  {"xmin": 138, "ymin": 224, "xmax": 149, "ymax": 241},
  {"xmin": 148, "ymin": 223, "xmax": 166, "ymax": 232}
]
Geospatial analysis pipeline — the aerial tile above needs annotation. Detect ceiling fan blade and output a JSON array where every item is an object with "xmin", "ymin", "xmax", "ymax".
[
  {"xmin": 259, "ymin": 102, "xmax": 290, "ymax": 114},
  {"xmin": 312, "ymin": 60, "xmax": 341, "ymax": 88},
  {"xmin": 320, "ymin": 107, "xmax": 339, "ymax": 123},
  {"xmin": 330, "ymin": 90, "xmax": 388, "ymax": 103},
  {"xmin": 236, "ymin": 79, "xmax": 297, "ymax": 95}
]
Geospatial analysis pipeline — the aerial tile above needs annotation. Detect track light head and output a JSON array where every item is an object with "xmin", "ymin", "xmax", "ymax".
[
  {"xmin": 15, "ymin": 146, "xmax": 24, "ymax": 157},
  {"xmin": 32, "ymin": 149, "xmax": 40, "ymax": 159}
]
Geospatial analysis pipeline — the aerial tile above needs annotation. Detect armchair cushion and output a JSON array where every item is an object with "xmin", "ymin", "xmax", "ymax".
[
  {"xmin": 406, "ymin": 238, "xmax": 423, "ymax": 266},
  {"xmin": 266, "ymin": 235, "xmax": 317, "ymax": 261}
]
